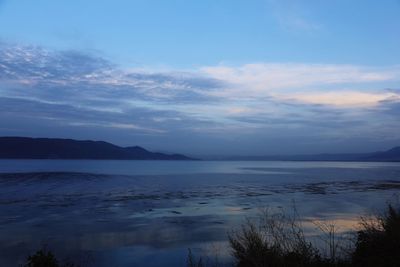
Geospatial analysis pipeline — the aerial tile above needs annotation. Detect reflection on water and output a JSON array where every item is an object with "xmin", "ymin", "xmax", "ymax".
[{"xmin": 0, "ymin": 160, "xmax": 399, "ymax": 266}]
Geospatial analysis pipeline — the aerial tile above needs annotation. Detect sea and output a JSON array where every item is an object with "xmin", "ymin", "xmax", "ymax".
[{"xmin": 0, "ymin": 160, "xmax": 399, "ymax": 266}]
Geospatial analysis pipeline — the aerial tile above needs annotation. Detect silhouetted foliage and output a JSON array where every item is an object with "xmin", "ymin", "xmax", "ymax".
[
  {"xmin": 227, "ymin": 203, "xmax": 400, "ymax": 267},
  {"xmin": 25, "ymin": 249, "xmax": 59, "ymax": 267},
  {"xmin": 187, "ymin": 249, "xmax": 205, "ymax": 267},
  {"xmin": 228, "ymin": 208, "xmax": 345, "ymax": 267},
  {"xmin": 24, "ymin": 248, "xmax": 79, "ymax": 267},
  {"xmin": 352, "ymin": 204, "xmax": 400, "ymax": 267}
]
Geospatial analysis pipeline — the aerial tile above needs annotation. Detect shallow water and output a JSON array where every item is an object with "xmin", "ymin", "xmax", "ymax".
[{"xmin": 0, "ymin": 160, "xmax": 399, "ymax": 266}]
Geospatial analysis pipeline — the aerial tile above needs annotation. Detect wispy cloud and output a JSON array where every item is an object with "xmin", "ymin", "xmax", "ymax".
[
  {"xmin": 202, "ymin": 63, "xmax": 398, "ymax": 91},
  {"xmin": 284, "ymin": 91, "xmax": 400, "ymax": 107},
  {"xmin": 68, "ymin": 122, "xmax": 166, "ymax": 134},
  {"xmin": 1, "ymin": 42, "xmax": 400, "ymax": 153},
  {"xmin": 266, "ymin": 0, "xmax": 322, "ymax": 33},
  {"xmin": 201, "ymin": 63, "xmax": 400, "ymax": 107}
]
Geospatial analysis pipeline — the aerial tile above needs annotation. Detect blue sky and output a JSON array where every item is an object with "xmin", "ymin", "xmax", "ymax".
[{"xmin": 0, "ymin": 0, "xmax": 399, "ymax": 155}]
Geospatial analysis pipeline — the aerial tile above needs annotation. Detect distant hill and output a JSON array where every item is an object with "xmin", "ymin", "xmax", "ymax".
[
  {"xmin": 1, "ymin": 137, "xmax": 399, "ymax": 162},
  {"xmin": 217, "ymin": 146, "xmax": 400, "ymax": 162},
  {"xmin": 363, "ymin": 146, "xmax": 400, "ymax": 161},
  {"xmin": 0, "ymin": 137, "xmax": 194, "ymax": 160}
]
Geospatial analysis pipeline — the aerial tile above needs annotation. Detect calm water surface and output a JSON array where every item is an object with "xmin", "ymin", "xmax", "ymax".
[{"xmin": 0, "ymin": 160, "xmax": 399, "ymax": 266}]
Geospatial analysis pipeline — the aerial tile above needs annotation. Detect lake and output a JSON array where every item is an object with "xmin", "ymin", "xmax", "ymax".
[{"xmin": 0, "ymin": 160, "xmax": 399, "ymax": 266}]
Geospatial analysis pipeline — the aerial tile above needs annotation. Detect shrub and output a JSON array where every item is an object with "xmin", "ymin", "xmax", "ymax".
[
  {"xmin": 228, "ymin": 208, "xmax": 330, "ymax": 267},
  {"xmin": 25, "ymin": 249, "xmax": 59, "ymax": 267},
  {"xmin": 25, "ymin": 248, "xmax": 79, "ymax": 267},
  {"xmin": 187, "ymin": 248, "xmax": 205, "ymax": 267},
  {"xmin": 228, "ymin": 203, "xmax": 400, "ymax": 267},
  {"xmin": 352, "ymin": 204, "xmax": 400, "ymax": 267}
]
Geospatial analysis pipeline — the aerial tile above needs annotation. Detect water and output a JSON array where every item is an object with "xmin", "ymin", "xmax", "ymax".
[{"xmin": 0, "ymin": 160, "xmax": 399, "ymax": 266}]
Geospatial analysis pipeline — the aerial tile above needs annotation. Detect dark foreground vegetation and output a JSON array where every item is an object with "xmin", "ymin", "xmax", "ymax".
[
  {"xmin": 24, "ymin": 203, "xmax": 400, "ymax": 267},
  {"xmin": 225, "ymin": 203, "xmax": 400, "ymax": 267}
]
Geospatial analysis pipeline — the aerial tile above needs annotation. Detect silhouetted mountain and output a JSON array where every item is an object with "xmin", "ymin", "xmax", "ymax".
[
  {"xmin": 363, "ymin": 146, "xmax": 400, "ymax": 161},
  {"xmin": 215, "ymin": 146, "xmax": 400, "ymax": 162},
  {"xmin": 0, "ymin": 137, "xmax": 194, "ymax": 160}
]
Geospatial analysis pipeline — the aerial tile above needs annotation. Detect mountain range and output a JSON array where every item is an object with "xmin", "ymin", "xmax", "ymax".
[
  {"xmin": 218, "ymin": 146, "xmax": 400, "ymax": 162},
  {"xmin": 0, "ymin": 137, "xmax": 193, "ymax": 160},
  {"xmin": 0, "ymin": 137, "xmax": 399, "ymax": 161}
]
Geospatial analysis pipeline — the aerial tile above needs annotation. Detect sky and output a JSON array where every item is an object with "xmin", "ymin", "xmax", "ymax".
[{"xmin": 0, "ymin": 0, "xmax": 399, "ymax": 156}]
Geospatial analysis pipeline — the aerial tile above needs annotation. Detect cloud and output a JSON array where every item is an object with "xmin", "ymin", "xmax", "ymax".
[
  {"xmin": 1, "ymin": 42, "xmax": 400, "ymax": 154},
  {"xmin": 282, "ymin": 91, "xmax": 400, "ymax": 107},
  {"xmin": 201, "ymin": 63, "xmax": 400, "ymax": 107},
  {"xmin": 266, "ymin": 0, "xmax": 322, "ymax": 33},
  {"xmin": 68, "ymin": 122, "xmax": 166, "ymax": 134},
  {"xmin": 0, "ymin": 43, "xmax": 112, "ymax": 81},
  {"xmin": 201, "ymin": 63, "xmax": 398, "ymax": 91},
  {"xmin": 0, "ymin": 42, "xmax": 222, "ymax": 104}
]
